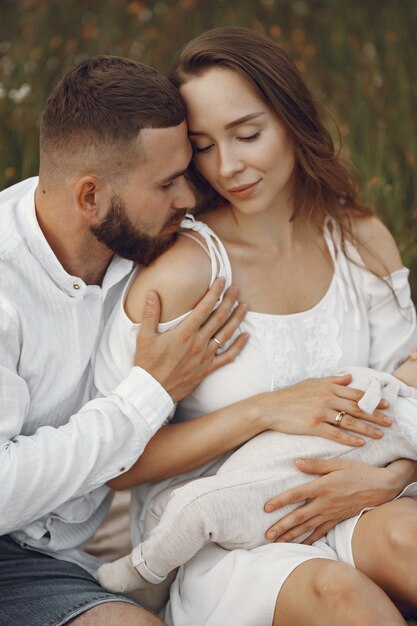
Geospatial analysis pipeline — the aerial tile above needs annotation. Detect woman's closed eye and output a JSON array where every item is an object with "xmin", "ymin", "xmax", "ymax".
[
  {"xmin": 192, "ymin": 131, "xmax": 262, "ymax": 155},
  {"xmin": 238, "ymin": 131, "xmax": 261, "ymax": 143},
  {"xmin": 192, "ymin": 142, "xmax": 214, "ymax": 155}
]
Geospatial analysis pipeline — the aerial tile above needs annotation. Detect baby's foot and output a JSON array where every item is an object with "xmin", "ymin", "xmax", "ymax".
[
  {"xmin": 97, "ymin": 553, "xmax": 152, "ymax": 593},
  {"xmin": 127, "ymin": 570, "xmax": 177, "ymax": 613}
]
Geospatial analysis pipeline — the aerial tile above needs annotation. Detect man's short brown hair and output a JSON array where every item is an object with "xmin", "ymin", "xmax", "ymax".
[{"xmin": 40, "ymin": 55, "xmax": 186, "ymax": 180}]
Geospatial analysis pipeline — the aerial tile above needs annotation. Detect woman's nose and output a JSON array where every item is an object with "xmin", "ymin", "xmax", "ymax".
[{"xmin": 218, "ymin": 146, "xmax": 245, "ymax": 178}]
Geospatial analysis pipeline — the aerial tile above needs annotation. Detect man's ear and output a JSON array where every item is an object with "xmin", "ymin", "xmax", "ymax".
[{"xmin": 73, "ymin": 175, "xmax": 110, "ymax": 224}]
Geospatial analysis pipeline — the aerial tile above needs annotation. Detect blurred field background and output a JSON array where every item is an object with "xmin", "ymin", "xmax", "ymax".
[{"xmin": 1, "ymin": 0, "xmax": 416, "ymax": 296}]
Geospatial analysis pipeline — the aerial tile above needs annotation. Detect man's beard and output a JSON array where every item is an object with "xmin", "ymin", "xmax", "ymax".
[{"xmin": 91, "ymin": 195, "xmax": 184, "ymax": 266}]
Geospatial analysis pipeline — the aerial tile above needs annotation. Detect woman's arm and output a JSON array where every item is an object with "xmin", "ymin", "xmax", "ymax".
[
  {"xmin": 351, "ymin": 214, "xmax": 403, "ymax": 275},
  {"xmin": 353, "ymin": 215, "xmax": 417, "ymax": 371}
]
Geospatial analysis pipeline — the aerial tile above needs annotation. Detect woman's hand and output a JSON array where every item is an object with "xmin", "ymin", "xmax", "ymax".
[
  {"xmin": 264, "ymin": 458, "xmax": 415, "ymax": 544},
  {"xmin": 257, "ymin": 375, "xmax": 390, "ymax": 447}
]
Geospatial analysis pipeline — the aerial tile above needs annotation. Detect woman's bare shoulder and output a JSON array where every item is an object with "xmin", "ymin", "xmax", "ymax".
[
  {"xmin": 350, "ymin": 214, "xmax": 403, "ymax": 276},
  {"xmin": 125, "ymin": 233, "xmax": 213, "ymax": 324}
]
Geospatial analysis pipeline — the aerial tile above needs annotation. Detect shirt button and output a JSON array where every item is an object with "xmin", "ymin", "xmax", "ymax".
[
  {"xmin": 119, "ymin": 466, "xmax": 126, "ymax": 473},
  {"xmin": 73, "ymin": 283, "xmax": 80, "ymax": 290}
]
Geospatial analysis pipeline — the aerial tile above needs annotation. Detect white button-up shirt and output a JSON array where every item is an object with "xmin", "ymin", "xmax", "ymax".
[{"xmin": 0, "ymin": 178, "xmax": 174, "ymax": 573}]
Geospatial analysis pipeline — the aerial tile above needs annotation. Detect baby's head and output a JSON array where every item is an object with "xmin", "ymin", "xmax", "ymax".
[{"xmin": 394, "ymin": 347, "xmax": 417, "ymax": 387}]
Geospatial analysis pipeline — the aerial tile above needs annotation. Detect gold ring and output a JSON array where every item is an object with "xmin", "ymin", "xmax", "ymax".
[
  {"xmin": 212, "ymin": 337, "xmax": 222, "ymax": 349},
  {"xmin": 335, "ymin": 410, "xmax": 346, "ymax": 425}
]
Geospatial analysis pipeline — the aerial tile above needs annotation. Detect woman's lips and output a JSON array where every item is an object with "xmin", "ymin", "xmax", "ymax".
[{"xmin": 228, "ymin": 180, "xmax": 260, "ymax": 199}]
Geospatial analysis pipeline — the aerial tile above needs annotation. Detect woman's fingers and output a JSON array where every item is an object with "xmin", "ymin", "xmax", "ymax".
[
  {"xmin": 325, "ymin": 407, "xmax": 386, "ymax": 440},
  {"xmin": 265, "ymin": 499, "xmax": 322, "ymax": 543},
  {"xmin": 317, "ymin": 423, "xmax": 365, "ymax": 446},
  {"xmin": 328, "ymin": 373, "xmax": 352, "ymax": 386},
  {"xmin": 327, "ymin": 382, "xmax": 392, "ymax": 437},
  {"xmin": 333, "ymin": 384, "xmax": 390, "ymax": 418},
  {"xmin": 270, "ymin": 514, "xmax": 325, "ymax": 544},
  {"xmin": 264, "ymin": 458, "xmax": 344, "ymax": 514},
  {"xmin": 260, "ymin": 375, "xmax": 391, "ymax": 443},
  {"xmin": 302, "ymin": 520, "xmax": 337, "ymax": 545},
  {"xmin": 265, "ymin": 481, "xmax": 314, "ymax": 515}
]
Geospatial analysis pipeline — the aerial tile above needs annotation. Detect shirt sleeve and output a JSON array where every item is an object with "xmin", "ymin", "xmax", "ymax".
[
  {"xmin": 0, "ymin": 307, "xmax": 174, "ymax": 535},
  {"xmin": 364, "ymin": 267, "xmax": 417, "ymax": 372}
]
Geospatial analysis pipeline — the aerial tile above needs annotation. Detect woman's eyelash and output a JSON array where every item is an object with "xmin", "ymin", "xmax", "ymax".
[
  {"xmin": 238, "ymin": 131, "xmax": 261, "ymax": 142},
  {"xmin": 193, "ymin": 131, "xmax": 261, "ymax": 155},
  {"xmin": 193, "ymin": 144, "xmax": 213, "ymax": 154}
]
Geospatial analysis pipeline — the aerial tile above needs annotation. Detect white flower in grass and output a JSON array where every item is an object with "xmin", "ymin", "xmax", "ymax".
[{"xmin": 8, "ymin": 83, "xmax": 31, "ymax": 103}]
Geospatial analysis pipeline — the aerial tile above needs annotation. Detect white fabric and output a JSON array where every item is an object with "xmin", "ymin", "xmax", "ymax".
[
  {"xmin": 0, "ymin": 178, "xmax": 174, "ymax": 575},
  {"xmin": 95, "ymin": 216, "xmax": 417, "ymax": 625}
]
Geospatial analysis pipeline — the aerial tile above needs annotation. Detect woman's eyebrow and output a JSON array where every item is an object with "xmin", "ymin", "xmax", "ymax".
[
  {"xmin": 224, "ymin": 111, "xmax": 265, "ymax": 130},
  {"xmin": 188, "ymin": 111, "xmax": 265, "ymax": 136}
]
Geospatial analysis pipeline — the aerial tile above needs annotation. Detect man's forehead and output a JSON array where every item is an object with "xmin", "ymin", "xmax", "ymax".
[
  {"xmin": 139, "ymin": 122, "xmax": 189, "ymax": 158},
  {"xmin": 134, "ymin": 122, "xmax": 192, "ymax": 179}
]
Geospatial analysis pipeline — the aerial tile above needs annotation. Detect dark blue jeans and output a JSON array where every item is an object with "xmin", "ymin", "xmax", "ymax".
[{"xmin": 0, "ymin": 535, "xmax": 137, "ymax": 626}]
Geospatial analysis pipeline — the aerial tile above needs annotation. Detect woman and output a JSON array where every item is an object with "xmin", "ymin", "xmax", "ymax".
[{"xmin": 95, "ymin": 27, "xmax": 417, "ymax": 625}]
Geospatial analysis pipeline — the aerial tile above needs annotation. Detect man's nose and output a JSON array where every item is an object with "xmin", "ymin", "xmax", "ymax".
[{"xmin": 173, "ymin": 177, "xmax": 196, "ymax": 210}]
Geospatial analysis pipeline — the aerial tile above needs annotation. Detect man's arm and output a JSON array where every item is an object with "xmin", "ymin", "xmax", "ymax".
[
  {"xmin": 0, "ymin": 311, "xmax": 173, "ymax": 534},
  {"xmin": 0, "ymin": 278, "xmax": 247, "ymax": 534}
]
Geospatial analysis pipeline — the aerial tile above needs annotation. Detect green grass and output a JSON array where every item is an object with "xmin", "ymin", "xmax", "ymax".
[{"xmin": 1, "ymin": 0, "xmax": 416, "ymax": 296}]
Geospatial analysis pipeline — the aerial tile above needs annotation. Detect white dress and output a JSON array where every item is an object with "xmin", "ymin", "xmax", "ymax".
[{"xmin": 95, "ymin": 215, "xmax": 417, "ymax": 626}]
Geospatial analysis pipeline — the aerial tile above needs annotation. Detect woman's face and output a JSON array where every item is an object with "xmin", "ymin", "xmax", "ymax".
[{"xmin": 180, "ymin": 68, "xmax": 295, "ymax": 215}]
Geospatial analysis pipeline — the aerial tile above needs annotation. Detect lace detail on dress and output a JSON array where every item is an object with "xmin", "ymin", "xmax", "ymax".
[{"xmin": 252, "ymin": 281, "xmax": 343, "ymax": 390}]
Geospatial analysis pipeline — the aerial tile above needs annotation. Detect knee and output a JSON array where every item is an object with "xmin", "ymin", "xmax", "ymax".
[
  {"xmin": 312, "ymin": 562, "xmax": 365, "ymax": 610},
  {"xmin": 382, "ymin": 510, "xmax": 417, "ymax": 554}
]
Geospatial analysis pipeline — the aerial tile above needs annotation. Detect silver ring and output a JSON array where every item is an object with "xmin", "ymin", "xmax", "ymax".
[
  {"xmin": 335, "ymin": 410, "xmax": 346, "ymax": 425},
  {"xmin": 212, "ymin": 336, "xmax": 222, "ymax": 349}
]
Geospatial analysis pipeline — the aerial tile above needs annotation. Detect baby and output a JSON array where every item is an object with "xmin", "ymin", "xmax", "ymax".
[{"xmin": 98, "ymin": 352, "xmax": 417, "ymax": 597}]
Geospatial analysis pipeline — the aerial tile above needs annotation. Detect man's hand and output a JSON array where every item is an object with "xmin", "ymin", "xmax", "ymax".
[
  {"xmin": 264, "ymin": 458, "xmax": 406, "ymax": 544},
  {"xmin": 135, "ymin": 277, "xmax": 248, "ymax": 401}
]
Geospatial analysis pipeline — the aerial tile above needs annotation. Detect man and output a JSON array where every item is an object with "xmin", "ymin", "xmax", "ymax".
[{"xmin": 0, "ymin": 56, "xmax": 247, "ymax": 626}]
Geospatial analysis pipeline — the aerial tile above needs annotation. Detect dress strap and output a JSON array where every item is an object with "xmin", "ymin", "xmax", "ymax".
[
  {"xmin": 180, "ymin": 231, "xmax": 212, "ymax": 259},
  {"xmin": 179, "ymin": 214, "xmax": 233, "ymax": 295},
  {"xmin": 323, "ymin": 217, "xmax": 339, "ymax": 266},
  {"xmin": 323, "ymin": 217, "xmax": 361, "ymax": 329}
]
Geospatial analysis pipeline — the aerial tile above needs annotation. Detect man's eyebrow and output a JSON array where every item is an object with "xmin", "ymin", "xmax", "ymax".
[
  {"xmin": 156, "ymin": 168, "xmax": 188, "ymax": 186},
  {"xmin": 188, "ymin": 112, "xmax": 265, "ymax": 136}
]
